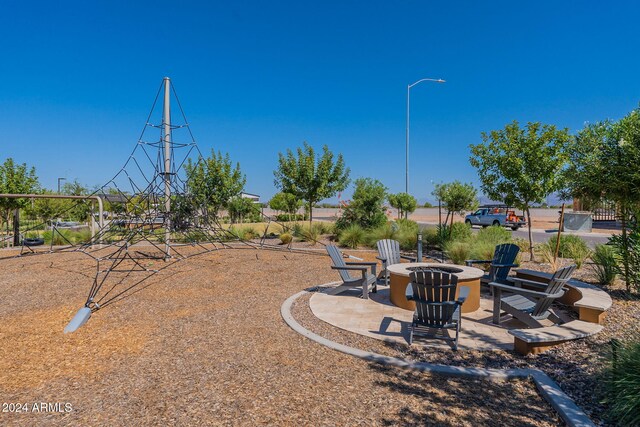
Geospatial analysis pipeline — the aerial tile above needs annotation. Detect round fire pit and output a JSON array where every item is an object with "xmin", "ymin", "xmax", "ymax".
[{"xmin": 386, "ymin": 263, "xmax": 485, "ymax": 313}]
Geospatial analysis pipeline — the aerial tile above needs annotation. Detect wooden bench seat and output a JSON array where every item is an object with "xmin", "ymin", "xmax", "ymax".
[
  {"xmin": 509, "ymin": 320, "xmax": 603, "ymax": 355},
  {"xmin": 514, "ymin": 268, "xmax": 612, "ymax": 324}
]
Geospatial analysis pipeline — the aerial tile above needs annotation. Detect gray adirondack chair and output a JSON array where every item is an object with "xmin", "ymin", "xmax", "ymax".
[
  {"xmin": 376, "ymin": 239, "xmax": 416, "ymax": 285},
  {"xmin": 406, "ymin": 269, "xmax": 469, "ymax": 350},
  {"xmin": 465, "ymin": 243, "xmax": 520, "ymax": 285},
  {"xmin": 326, "ymin": 245, "xmax": 377, "ymax": 299},
  {"xmin": 489, "ymin": 264, "xmax": 576, "ymax": 328}
]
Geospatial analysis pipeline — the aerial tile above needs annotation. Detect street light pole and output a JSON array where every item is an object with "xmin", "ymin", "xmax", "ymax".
[
  {"xmin": 57, "ymin": 177, "xmax": 66, "ymax": 193},
  {"xmin": 405, "ymin": 78, "xmax": 445, "ymax": 196}
]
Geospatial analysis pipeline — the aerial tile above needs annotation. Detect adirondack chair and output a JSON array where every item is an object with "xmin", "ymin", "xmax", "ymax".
[
  {"xmin": 465, "ymin": 243, "xmax": 520, "ymax": 285},
  {"xmin": 376, "ymin": 239, "xmax": 416, "ymax": 285},
  {"xmin": 489, "ymin": 264, "xmax": 577, "ymax": 328},
  {"xmin": 326, "ymin": 245, "xmax": 378, "ymax": 299},
  {"xmin": 406, "ymin": 269, "xmax": 469, "ymax": 350}
]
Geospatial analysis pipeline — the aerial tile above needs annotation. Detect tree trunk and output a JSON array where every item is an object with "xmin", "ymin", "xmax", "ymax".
[
  {"xmin": 308, "ymin": 201, "xmax": 313, "ymax": 227},
  {"xmin": 526, "ymin": 207, "xmax": 534, "ymax": 261},
  {"xmin": 13, "ymin": 208, "xmax": 20, "ymax": 246},
  {"xmin": 620, "ymin": 208, "xmax": 630, "ymax": 292}
]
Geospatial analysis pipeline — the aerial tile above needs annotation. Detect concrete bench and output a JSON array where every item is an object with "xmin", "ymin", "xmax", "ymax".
[
  {"xmin": 509, "ymin": 320, "xmax": 603, "ymax": 355},
  {"xmin": 514, "ymin": 268, "xmax": 612, "ymax": 324}
]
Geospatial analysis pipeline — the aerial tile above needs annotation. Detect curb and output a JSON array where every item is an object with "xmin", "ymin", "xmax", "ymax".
[{"xmin": 281, "ymin": 287, "xmax": 595, "ymax": 427}]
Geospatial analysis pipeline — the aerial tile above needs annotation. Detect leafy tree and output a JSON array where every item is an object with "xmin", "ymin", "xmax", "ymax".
[
  {"xmin": 563, "ymin": 109, "xmax": 640, "ymax": 290},
  {"xmin": 185, "ymin": 150, "xmax": 246, "ymax": 218},
  {"xmin": 273, "ymin": 142, "xmax": 350, "ymax": 224},
  {"xmin": 336, "ymin": 178, "xmax": 387, "ymax": 230},
  {"xmin": 227, "ymin": 196, "xmax": 259, "ymax": 224},
  {"xmin": 269, "ymin": 192, "xmax": 302, "ymax": 221},
  {"xmin": 432, "ymin": 181, "xmax": 478, "ymax": 236},
  {"xmin": 61, "ymin": 179, "xmax": 92, "ymax": 221},
  {"xmin": 423, "ymin": 201, "xmax": 434, "ymax": 208},
  {"xmin": 470, "ymin": 121, "xmax": 570, "ymax": 260},
  {"xmin": 0, "ymin": 158, "xmax": 39, "ymax": 243},
  {"xmin": 388, "ymin": 192, "xmax": 417, "ymax": 219}
]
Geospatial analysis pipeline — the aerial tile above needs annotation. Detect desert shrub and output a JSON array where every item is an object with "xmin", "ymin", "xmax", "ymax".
[
  {"xmin": 422, "ymin": 227, "xmax": 439, "ymax": 247},
  {"xmin": 535, "ymin": 241, "xmax": 561, "ymax": 270},
  {"xmin": 239, "ymin": 226, "xmax": 260, "ymax": 240},
  {"xmin": 365, "ymin": 222, "xmax": 397, "ymax": 247},
  {"xmin": 591, "ymin": 244, "xmax": 617, "ymax": 287},
  {"xmin": 396, "ymin": 219, "xmax": 419, "ymax": 250},
  {"xmin": 445, "ymin": 241, "xmax": 471, "ymax": 265},
  {"xmin": 72, "ymin": 228, "xmax": 93, "ymax": 244},
  {"xmin": 450, "ymin": 222, "xmax": 472, "ymax": 241},
  {"xmin": 566, "ymin": 239, "xmax": 592, "ymax": 269},
  {"xmin": 606, "ymin": 337, "xmax": 640, "ymax": 426},
  {"xmin": 609, "ymin": 223, "xmax": 640, "ymax": 292},
  {"xmin": 475, "ymin": 225, "xmax": 512, "ymax": 246},
  {"xmin": 279, "ymin": 233, "xmax": 293, "ymax": 245},
  {"xmin": 301, "ymin": 224, "xmax": 320, "ymax": 244},
  {"xmin": 339, "ymin": 224, "xmax": 365, "ymax": 249},
  {"xmin": 291, "ymin": 223, "xmax": 304, "ymax": 238},
  {"xmin": 547, "ymin": 234, "xmax": 588, "ymax": 258},
  {"xmin": 314, "ymin": 221, "xmax": 334, "ymax": 235},
  {"xmin": 43, "ymin": 229, "xmax": 74, "ymax": 245},
  {"xmin": 468, "ymin": 241, "xmax": 496, "ymax": 262},
  {"xmin": 512, "ymin": 237, "xmax": 530, "ymax": 265},
  {"xmin": 275, "ymin": 213, "xmax": 307, "ymax": 222}
]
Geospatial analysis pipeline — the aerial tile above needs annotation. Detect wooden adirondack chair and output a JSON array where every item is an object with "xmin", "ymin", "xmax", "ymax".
[
  {"xmin": 326, "ymin": 245, "xmax": 378, "ymax": 299},
  {"xmin": 376, "ymin": 239, "xmax": 416, "ymax": 285},
  {"xmin": 406, "ymin": 269, "xmax": 469, "ymax": 350},
  {"xmin": 489, "ymin": 264, "xmax": 577, "ymax": 328},
  {"xmin": 465, "ymin": 243, "xmax": 520, "ymax": 285}
]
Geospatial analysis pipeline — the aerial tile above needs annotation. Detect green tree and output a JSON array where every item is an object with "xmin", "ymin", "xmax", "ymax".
[
  {"xmin": 273, "ymin": 142, "xmax": 350, "ymax": 225},
  {"xmin": 432, "ymin": 181, "xmax": 478, "ymax": 235},
  {"xmin": 0, "ymin": 158, "xmax": 39, "ymax": 243},
  {"xmin": 563, "ymin": 110, "xmax": 640, "ymax": 290},
  {"xmin": 470, "ymin": 121, "xmax": 570, "ymax": 260},
  {"xmin": 185, "ymin": 150, "xmax": 246, "ymax": 218},
  {"xmin": 269, "ymin": 192, "xmax": 302, "ymax": 221},
  {"xmin": 227, "ymin": 196, "xmax": 259, "ymax": 224},
  {"xmin": 61, "ymin": 179, "xmax": 91, "ymax": 221},
  {"xmin": 388, "ymin": 192, "xmax": 417, "ymax": 219},
  {"xmin": 336, "ymin": 178, "xmax": 387, "ymax": 229}
]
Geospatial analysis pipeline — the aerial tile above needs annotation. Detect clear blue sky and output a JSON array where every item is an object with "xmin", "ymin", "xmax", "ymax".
[{"xmin": 2, "ymin": 1, "xmax": 639, "ymax": 203}]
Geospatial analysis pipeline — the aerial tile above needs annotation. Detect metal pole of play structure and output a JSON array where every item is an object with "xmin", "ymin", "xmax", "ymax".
[{"xmin": 162, "ymin": 77, "xmax": 172, "ymax": 259}]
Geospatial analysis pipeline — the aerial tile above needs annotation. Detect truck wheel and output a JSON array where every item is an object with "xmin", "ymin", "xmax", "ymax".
[
  {"xmin": 492, "ymin": 220, "xmax": 500, "ymax": 227},
  {"xmin": 511, "ymin": 226, "xmax": 520, "ymax": 231},
  {"xmin": 465, "ymin": 219, "xmax": 472, "ymax": 227}
]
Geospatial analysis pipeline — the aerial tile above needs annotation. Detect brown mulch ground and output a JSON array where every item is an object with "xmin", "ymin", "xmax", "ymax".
[
  {"xmin": 291, "ymin": 253, "xmax": 640, "ymax": 426},
  {"xmin": 0, "ymin": 247, "xmax": 562, "ymax": 426}
]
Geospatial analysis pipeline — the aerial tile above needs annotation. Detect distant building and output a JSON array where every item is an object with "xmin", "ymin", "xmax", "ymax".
[{"xmin": 240, "ymin": 192, "xmax": 260, "ymax": 203}]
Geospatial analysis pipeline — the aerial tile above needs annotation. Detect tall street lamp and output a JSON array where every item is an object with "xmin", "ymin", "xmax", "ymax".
[
  {"xmin": 406, "ymin": 78, "xmax": 445, "ymax": 196},
  {"xmin": 57, "ymin": 177, "xmax": 66, "ymax": 193}
]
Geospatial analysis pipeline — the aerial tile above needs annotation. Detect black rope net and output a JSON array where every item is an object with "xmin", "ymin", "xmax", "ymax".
[{"xmin": 13, "ymin": 79, "xmax": 327, "ymax": 315}]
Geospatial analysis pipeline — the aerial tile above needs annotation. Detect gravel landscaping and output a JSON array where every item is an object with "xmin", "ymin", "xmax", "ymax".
[{"xmin": 0, "ymin": 247, "xmax": 567, "ymax": 426}]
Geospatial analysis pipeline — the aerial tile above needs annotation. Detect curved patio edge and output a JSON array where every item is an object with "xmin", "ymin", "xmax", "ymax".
[{"xmin": 281, "ymin": 286, "xmax": 595, "ymax": 427}]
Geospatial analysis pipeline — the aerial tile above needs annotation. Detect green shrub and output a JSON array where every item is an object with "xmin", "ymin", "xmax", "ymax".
[
  {"xmin": 422, "ymin": 227, "xmax": 439, "ymax": 247},
  {"xmin": 396, "ymin": 219, "xmax": 419, "ymax": 250},
  {"xmin": 301, "ymin": 225, "xmax": 320, "ymax": 244},
  {"xmin": 275, "ymin": 213, "xmax": 307, "ymax": 222},
  {"xmin": 606, "ymin": 337, "xmax": 640, "ymax": 426},
  {"xmin": 445, "ymin": 241, "xmax": 471, "ymax": 265},
  {"xmin": 365, "ymin": 222, "xmax": 397, "ymax": 247},
  {"xmin": 291, "ymin": 223, "xmax": 304, "ymax": 238},
  {"xmin": 450, "ymin": 222, "xmax": 472, "ymax": 241},
  {"xmin": 512, "ymin": 237, "xmax": 530, "ymax": 265},
  {"xmin": 43, "ymin": 229, "xmax": 73, "ymax": 245},
  {"xmin": 475, "ymin": 226, "xmax": 512, "ymax": 246},
  {"xmin": 547, "ymin": 234, "xmax": 588, "ymax": 258},
  {"xmin": 279, "ymin": 233, "xmax": 293, "ymax": 245},
  {"xmin": 314, "ymin": 221, "xmax": 334, "ymax": 235},
  {"xmin": 609, "ymin": 223, "xmax": 640, "ymax": 292},
  {"xmin": 591, "ymin": 244, "xmax": 618, "ymax": 287},
  {"xmin": 339, "ymin": 224, "xmax": 365, "ymax": 249},
  {"xmin": 239, "ymin": 226, "xmax": 260, "ymax": 240},
  {"xmin": 396, "ymin": 218, "xmax": 419, "ymax": 234},
  {"xmin": 566, "ymin": 239, "xmax": 592, "ymax": 269},
  {"xmin": 535, "ymin": 241, "xmax": 560, "ymax": 270},
  {"xmin": 469, "ymin": 241, "xmax": 496, "ymax": 262}
]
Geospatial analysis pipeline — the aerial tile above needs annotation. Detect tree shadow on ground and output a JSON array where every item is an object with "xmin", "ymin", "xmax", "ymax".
[{"xmin": 369, "ymin": 363, "xmax": 560, "ymax": 427}]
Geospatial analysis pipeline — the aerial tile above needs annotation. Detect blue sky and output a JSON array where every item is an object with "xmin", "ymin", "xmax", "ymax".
[{"xmin": 2, "ymin": 1, "xmax": 639, "ymax": 203}]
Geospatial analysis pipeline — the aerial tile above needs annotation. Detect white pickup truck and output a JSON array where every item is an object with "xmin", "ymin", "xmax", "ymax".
[{"xmin": 464, "ymin": 206, "xmax": 527, "ymax": 231}]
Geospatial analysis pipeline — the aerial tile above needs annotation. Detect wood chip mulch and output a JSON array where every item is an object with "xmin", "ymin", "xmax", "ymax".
[{"xmin": 1, "ymin": 247, "xmax": 563, "ymax": 426}]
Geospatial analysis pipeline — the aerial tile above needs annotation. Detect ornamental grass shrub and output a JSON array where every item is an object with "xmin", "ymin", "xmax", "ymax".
[
  {"xmin": 339, "ymin": 224, "xmax": 365, "ymax": 249},
  {"xmin": 279, "ymin": 232, "xmax": 293, "ymax": 245},
  {"xmin": 606, "ymin": 337, "xmax": 640, "ymax": 426},
  {"xmin": 444, "ymin": 241, "xmax": 471, "ymax": 265},
  {"xmin": 591, "ymin": 244, "xmax": 618, "ymax": 287}
]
